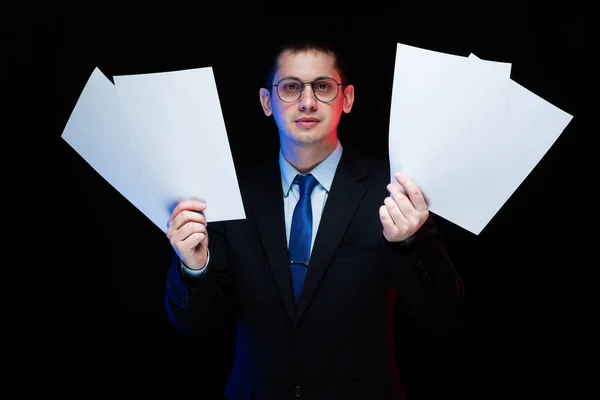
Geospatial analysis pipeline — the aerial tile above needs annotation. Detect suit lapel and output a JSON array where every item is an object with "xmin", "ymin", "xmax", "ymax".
[
  {"xmin": 294, "ymin": 149, "xmax": 369, "ymax": 325},
  {"xmin": 250, "ymin": 158, "xmax": 296, "ymax": 323}
]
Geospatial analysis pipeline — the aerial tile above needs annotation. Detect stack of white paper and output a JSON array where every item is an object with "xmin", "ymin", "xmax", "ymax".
[
  {"xmin": 389, "ymin": 43, "xmax": 573, "ymax": 235},
  {"xmin": 61, "ymin": 67, "xmax": 246, "ymax": 234}
]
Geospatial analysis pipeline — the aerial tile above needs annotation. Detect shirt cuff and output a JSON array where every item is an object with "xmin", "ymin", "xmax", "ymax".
[{"xmin": 180, "ymin": 249, "xmax": 210, "ymax": 278}]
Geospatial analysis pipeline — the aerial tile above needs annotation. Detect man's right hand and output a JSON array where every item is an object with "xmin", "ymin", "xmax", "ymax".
[{"xmin": 167, "ymin": 199, "xmax": 209, "ymax": 270}]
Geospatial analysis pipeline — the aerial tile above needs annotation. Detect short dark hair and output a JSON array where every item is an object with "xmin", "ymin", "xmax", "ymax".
[{"xmin": 263, "ymin": 38, "xmax": 351, "ymax": 90}]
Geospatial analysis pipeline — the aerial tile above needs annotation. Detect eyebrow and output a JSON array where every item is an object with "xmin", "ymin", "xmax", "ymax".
[{"xmin": 279, "ymin": 75, "xmax": 336, "ymax": 81}]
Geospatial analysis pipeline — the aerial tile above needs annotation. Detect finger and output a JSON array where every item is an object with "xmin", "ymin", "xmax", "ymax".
[
  {"xmin": 379, "ymin": 205, "xmax": 399, "ymax": 238},
  {"xmin": 394, "ymin": 172, "xmax": 428, "ymax": 212},
  {"xmin": 176, "ymin": 231, "xmax": 207, "ymax": 254},
  {"xmin": 169, "ymin": 209, "xmax": 207, "ymax": 233},
  {"xmin": 384, "ymin": 196, "xmax": 409, "ymax": 228},
  {"xmin": 171, "ymin": 221, "xmax": 207, "ymax": 248},
  {"xmin": 387, "ymin": 183, "xmax": 418, "ymax": 219},
  {"xmin": 169, "ymin": 199, "xmax": 206, "ymax": 224}
]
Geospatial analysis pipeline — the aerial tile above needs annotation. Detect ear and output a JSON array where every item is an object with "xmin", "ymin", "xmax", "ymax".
[
  {"xmin": 342, "ymin": 84, "xmax": 355, "ymax": 114},
  {"xmin": 259, "ymin": 88, "xmax": 272, "ymax": 116}
]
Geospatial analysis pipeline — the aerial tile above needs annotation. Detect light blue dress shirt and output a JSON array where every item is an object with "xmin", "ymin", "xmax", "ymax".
[{"xmin": 181, "ymin": 140, "xmax": 344, "ymax": 280}]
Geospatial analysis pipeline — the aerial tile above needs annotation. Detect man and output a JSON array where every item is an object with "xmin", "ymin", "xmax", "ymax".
[{"xmin": 165, "ymin": 39, "xmax": 465, "ymax": 400}]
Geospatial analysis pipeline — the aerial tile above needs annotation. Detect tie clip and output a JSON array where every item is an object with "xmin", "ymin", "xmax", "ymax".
[{"xmin": 290, "ymin": 260, "xmax": 309, "ymax": 266}]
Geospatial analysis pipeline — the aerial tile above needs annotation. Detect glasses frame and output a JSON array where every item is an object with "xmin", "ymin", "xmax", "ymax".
[{"xmin": 273, "ymin": 77, "xmax": 343, "ymax": 103}]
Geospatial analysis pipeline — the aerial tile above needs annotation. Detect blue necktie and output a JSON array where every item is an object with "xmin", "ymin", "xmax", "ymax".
[{"xmin": 289, "ymin": 173, "xmax": 319, "ymax": 303}]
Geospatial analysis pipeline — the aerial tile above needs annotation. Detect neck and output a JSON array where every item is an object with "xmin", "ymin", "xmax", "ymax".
[{"xmin": 281, "ymin": 136, "xmax": 337, "ymax": 174}]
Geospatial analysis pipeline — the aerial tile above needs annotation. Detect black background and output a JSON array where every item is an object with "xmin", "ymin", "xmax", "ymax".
[{"xmin": 11, "ymin": 8, "xmax": 587, "ymax": 399}]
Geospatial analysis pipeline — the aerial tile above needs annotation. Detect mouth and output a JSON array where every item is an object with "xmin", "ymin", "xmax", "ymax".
[{"xmin": 295, "ymin": 117, "xmax": 320, "ymax": 128}]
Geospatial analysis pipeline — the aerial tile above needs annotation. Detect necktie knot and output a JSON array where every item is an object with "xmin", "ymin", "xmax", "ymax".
[{"xmin": 296, "ymin": 173, "xmax": 319, "ymax": 197}]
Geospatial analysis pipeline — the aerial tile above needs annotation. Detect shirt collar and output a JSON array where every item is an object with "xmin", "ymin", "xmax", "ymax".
[{"xmin": 280, "ymin": 140, "xmax": 343, "ymax": 197}]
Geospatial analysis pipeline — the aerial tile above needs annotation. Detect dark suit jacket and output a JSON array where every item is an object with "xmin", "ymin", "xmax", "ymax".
[{"xmin": 165, "ymin": 146, "xmax": 465, "ymax": 400}]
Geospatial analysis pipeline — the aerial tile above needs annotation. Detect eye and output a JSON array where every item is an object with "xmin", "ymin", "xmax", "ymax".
[
  {"xmin": 280, "ymin": 79, "xmax": 302, "ymax": 92},
  {"xmin": 285, "ymin": 82, "xmax": 300, "ymax": 91},
  {"xmin": 314, "ymin": 80, "xmax": 333, "ymax": 92}
]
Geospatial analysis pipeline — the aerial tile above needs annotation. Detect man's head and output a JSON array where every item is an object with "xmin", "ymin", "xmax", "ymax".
[{"xmin": 259, "ymin": 40, "xmax": 355, "ymax": 151}]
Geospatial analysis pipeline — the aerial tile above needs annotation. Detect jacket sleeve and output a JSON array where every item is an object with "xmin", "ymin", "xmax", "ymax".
[
  {"xmin": 164, "ymin": 220, "xmax": 235, "ymax": 336},
  {"xmin": 384, "ymin": 215, "xmax": 466, "ymax": 334}
]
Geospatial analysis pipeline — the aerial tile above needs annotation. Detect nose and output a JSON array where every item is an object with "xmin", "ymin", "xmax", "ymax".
[{"xmin": 298, "ymin": 84, "xmax": 318, "ymax": 111}]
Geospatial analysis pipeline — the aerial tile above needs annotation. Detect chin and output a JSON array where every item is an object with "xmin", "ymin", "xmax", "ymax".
[
  {"xmin": 288, "ymin": 127, "xmax": 323, "ymax": 144},
  {"xmin": 292, "ymin": 133, "xmax": 324, "ymax": 146}
]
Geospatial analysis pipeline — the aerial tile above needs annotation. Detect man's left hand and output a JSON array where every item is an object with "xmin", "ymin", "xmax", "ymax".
[{"xmin": 379, "ymin": 172, "xmax": 429, "ymax": 243}]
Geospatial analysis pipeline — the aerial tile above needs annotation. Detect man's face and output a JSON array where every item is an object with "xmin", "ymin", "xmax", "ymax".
[{"xmin": 260, "ymin": 49, "xmax": 354, "ymax": 148}]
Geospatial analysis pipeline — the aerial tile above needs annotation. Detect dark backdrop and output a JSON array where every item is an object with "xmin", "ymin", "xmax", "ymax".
[{"xmin": 35, "ymin": 10, "xmax": 585, "ymax": 399}]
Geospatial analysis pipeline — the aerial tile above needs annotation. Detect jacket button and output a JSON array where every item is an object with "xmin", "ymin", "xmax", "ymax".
[
  {"xmin": 294, "ymin": 385, "xmax": 302, "ymax": 397},
  {"xmin": 180, "ymin": 293, "xmax": 188, "ymax": 308}
]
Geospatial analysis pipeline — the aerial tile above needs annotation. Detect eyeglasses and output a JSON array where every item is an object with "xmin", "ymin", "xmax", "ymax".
[{"xmin": 273, "ymin": 77, "xmax": 343, "ymax": 103}]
